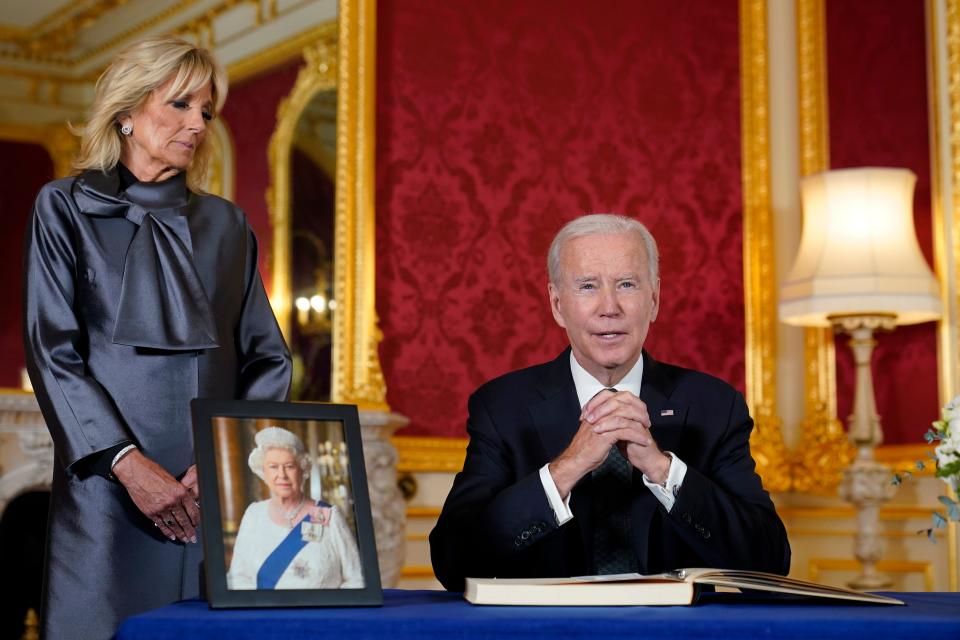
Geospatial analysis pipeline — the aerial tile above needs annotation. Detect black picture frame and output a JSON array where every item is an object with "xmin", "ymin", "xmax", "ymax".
[{"xmin": 191, "ymin": 399, "xmax": 382, "ymax": 608}]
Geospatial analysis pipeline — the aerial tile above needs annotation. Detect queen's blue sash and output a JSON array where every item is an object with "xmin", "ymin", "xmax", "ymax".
[{"xmin": 257, "ymin": 500, "xmax": 331, "ymax": 589}]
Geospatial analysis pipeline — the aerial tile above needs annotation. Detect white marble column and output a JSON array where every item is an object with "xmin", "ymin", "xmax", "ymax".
[
  {"xmin": 0, "ymin": 392, "xmax": 52, "ymax": 516},
  {"xmin": 358, "ymin": 410, "xmax": 409, "ymax": 588}
]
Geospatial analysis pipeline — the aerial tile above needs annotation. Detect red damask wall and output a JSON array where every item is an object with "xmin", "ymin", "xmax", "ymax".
[
  {"xmin": 827, "ymin": 0, "xmax": 937, "ymax": 444},
  {"xmin": 376, "ymin": 0, "xmax": 745, "ymax": 437},
  {"xmin": 220, "ymin": 60, "xmax": 302, "ymax": 282},
  {"xmin": 0, "ymin": 141, "xmax": 53, "ymax": 388}
]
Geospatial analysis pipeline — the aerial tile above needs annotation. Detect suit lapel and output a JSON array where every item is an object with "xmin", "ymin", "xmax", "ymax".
[
  {"xmin": 632, "ymin": 351, "xmax": 688, "ymax": 573},
  {"xmin": 527, "ymin": 350, "xmax": 691, "ymax": 575},
  {"xmin": 530, "ymin": 349, "xmax": 581, "ymax": 462},
  {"xmin": 530, "ymin": 350, "xmax": 594, "ymax": 569},
  {"xmin": 640, "ymin": 352, "xmax": 688, "ymax": 453}
]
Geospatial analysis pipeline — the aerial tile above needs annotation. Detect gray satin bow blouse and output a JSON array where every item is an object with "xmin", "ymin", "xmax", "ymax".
[{"xmin": 23, "ymin": 167, "xmax": 292, "ymax": 639}]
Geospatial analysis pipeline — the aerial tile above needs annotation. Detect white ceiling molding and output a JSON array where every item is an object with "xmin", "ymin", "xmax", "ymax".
[{"xmin": 0, "ymin": 0, "xmax": 337, "ymax": 127}]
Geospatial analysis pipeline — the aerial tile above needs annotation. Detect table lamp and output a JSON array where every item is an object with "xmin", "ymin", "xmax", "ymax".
[{"xmin": 779, "ymin": 167, "xmax": 941, "ymax": 589}]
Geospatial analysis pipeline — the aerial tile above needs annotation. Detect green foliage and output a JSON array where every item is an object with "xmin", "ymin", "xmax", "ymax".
[{"xmin": 935, "ymin": 459, "xmax": 960, "ymax": 480}]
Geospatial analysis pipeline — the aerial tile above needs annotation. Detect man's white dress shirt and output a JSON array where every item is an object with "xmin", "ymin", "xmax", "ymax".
[{"xmin": 538, "ymin": 352, "xmax": 688, "ymax": 525}]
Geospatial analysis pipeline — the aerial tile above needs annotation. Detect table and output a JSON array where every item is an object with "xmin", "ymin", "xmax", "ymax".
[{"xmin": 115, "ymin": 589, "xmax": 960, "ymax": 639}]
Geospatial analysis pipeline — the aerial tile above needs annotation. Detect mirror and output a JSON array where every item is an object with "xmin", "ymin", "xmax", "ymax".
[
  {"xmin": 267, "ymin": 32, "xmax": 337, "ymax": 401},
  {"xmin": 268, "ymin": 0, "xmax": 387, "ymax": 409},
  {"xmin": 289, "ymin": 89, "xmax": 337, "ymax": 400}
]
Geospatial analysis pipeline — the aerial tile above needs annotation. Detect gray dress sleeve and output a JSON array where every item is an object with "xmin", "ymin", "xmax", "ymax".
[
  {"xmin": 235, "ymin": 223, "xmax": 292, "ymax": 401},
  {"xmin": 23, "ymin": 183, "xmax": 132, "ymax": 472}
]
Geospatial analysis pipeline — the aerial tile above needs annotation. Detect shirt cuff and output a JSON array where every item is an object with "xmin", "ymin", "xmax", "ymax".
[
  {"xmin": 111, "ymin": 444, "xmax": 138, "ymax": 470},
  {"xmin": 642, "ymin": 452, "xmax": 687, "ymax": 512},
  {"xmin": 539, "ymin": 464, "xmax": 574, "ymax": 525},
  {"xmin": 85, "ymin": 440, "xmax": 135, "ymax": 481}
]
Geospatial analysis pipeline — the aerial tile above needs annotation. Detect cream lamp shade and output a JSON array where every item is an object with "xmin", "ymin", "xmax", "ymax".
[{"xmin": 779, "ymin": 167, "xmax": 941, "ymax": 327}]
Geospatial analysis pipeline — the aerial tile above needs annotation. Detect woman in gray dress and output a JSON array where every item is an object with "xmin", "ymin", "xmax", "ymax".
[{"xmin": 23, "ymin": 36, "xmax": 291, "ymax": 639}]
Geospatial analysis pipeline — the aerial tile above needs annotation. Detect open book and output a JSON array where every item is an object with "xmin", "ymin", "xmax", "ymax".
[{"xmin": 464, "ymin": 568, "xmax": 905, "ymax": 606}]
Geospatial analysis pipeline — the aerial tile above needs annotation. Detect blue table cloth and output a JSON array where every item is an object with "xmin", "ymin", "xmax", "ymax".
[{"xmin": 115, "ymin": 589, "xmax": 960, "ymax": 640}]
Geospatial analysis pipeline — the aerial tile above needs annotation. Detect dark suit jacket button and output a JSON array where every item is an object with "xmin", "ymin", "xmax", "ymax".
[
  {"xmin": 682, "ymin": 512, "xmax": 692, "ymax": 524},
  {"xmin": 521, "ymin": 531, "xmax": 530, "ymax": 540},
  {"xmin": 514, "ymin": 536, "xmax": 522, "ymax": 546},
  {"xmin": 702, "ymin": 529, "xmax": 711, "ymax": 539}
]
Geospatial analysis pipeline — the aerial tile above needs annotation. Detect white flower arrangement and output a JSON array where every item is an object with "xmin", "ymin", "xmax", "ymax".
[{"xmin": 893, "ymin": 395, "xmax": 960, "ymax": 538}]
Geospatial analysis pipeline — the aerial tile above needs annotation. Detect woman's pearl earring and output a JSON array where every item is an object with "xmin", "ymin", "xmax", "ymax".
[{"xmin": 120, "ymin": 123, "xmax": 133, "ymax": 135}]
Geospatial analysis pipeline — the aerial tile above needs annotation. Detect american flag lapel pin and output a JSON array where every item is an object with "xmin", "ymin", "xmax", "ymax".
[{"xmin": 660, "ymin": 409, "xmax": 674, "ymax": 417}]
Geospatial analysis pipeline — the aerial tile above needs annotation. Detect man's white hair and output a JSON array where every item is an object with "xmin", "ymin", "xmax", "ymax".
[
  {"xmin": 547, "ymin": 213, "xmax": 659, "ymax": 285},
  {"xmin": 247, "ymin": 426, "xmax": 311, "ymax": 483}
]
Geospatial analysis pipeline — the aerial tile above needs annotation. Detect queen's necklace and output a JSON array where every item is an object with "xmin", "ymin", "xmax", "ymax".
[{"xmin": 275, "ymin": 497, "xmax": 305, "ymax": 528}]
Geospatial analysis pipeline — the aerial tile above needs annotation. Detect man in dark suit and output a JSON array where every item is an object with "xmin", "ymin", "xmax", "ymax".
[{"xmin": 430, "ymin": 214, "xmax": 790, "ymax": 591}]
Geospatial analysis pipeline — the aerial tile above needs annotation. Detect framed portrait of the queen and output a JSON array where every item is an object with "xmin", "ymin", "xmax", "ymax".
[{"xmin": 192, "ymin": 399, "xmax": 382, "ymax": 607}]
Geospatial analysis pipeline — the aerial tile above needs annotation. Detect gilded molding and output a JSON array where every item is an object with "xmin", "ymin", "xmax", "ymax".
[
  {"xmin": 0, "ymin": 123, "xmax": 46, "ymax": 145},
  {"xmin": 203, "ymin": 118, "xmax": 235, "ymax": 199},
  {"xmin": 267, "ymin": 25, "xmax": 337, "ymax": 356},
  {"xmin": 791, "ymin": 409, "xmax": 853, "ymax": 494},
  {"xmin": 740, "ymin": 0, "xmax": 791, "ymax": 492},
  {"xmin": 269, "ymin": 1, "xmax": 387, "ymax": 409},
  {"xmin": 393, "ymin": 436, "xmax": 468, "ymax": 473},
  {"xmin": 171, "ymin": 1, "xmax": 322, "ymax": 54},
  {"xmin": 944, "ymin": 0, "xmax": 960, "ymax": 592},
  {"xmin": 808, "ymin": 558, "xmax": 934, "ymax": 590},
  {"xmin": 406, "ymin": 506, "xmax": 443, "ymax": 519},
  {"xmin": 0, "ymin": 122, "xmax": 76, "ymax": 179},
  {"xmin": 0, "ymin": 0, "xmax": 328, "ymax": 115},
  {"xmin": 0, "ymin": 0, "xmax": 200, "ymax": 66},
  {"xmin": 931, "ymin": 0, "xmax": 958, "ymax": 408},
  {"xmin": 874, "ymin": 443, "xmax": 935, "ymax": 471},
  {"xmin": 780, "ymin": 505, "xmax": 947, "ymax": 520},
  {"xmin": 40, "ymin": 124, "xmax": 78, "ymax": 179},
  {"xmin": 0, "ymin": 0, "xmax": 328, "ymax": 113},
  {"xmin": 0, "ymin": 0, "xmax": 145, "ymax": 60},
  {"xmin": 790, "ymin": 528, "xmax": 945, "ymax": 539},
  {"xmin": 400, "ymin": 566, "xmax": 436, "ymax": 579},
  {"xmin": 796, "ymin": 0, "xmax": 830, "ymax": 178},
  {"xmin": 228, "ymin": 24, "xmax": 337, "ymax": 84},
  {"xmin": 792, "ymin": 0, "xmax": 855, "ymax": 495},
  {"xmin": 332, "ymin": 0, "xmax": 388, "ymax": 409}
]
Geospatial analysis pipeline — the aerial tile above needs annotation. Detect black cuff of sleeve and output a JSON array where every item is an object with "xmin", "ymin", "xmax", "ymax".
[{"xmin": 87, "ymin": 441, "xmax": 134, "ymax": 480}]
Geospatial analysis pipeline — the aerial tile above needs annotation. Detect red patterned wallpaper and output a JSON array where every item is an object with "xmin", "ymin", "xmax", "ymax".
[
  {"xmin": 220, "ymin": 61, "xmax": 302, "ymax": 283},
  {"xmin": 827, "ymin": 0, "xmax": 938, "ymax": 445},
  {"xmin": 0, "ymin": 141, "xmax": 53, "ymax": 388},
  {"xmin": 376, "ymin": 0, "xmax": 745, "ymax": 437}
]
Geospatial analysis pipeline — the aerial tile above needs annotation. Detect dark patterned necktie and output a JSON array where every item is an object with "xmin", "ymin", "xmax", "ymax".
[{"xmin": 591, "ymin": 388, "xmax": 639, "ymax": 574}]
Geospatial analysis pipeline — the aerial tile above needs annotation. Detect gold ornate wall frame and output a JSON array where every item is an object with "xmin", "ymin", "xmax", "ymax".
[
  {"xmin": 942, "ymin": 1, "xmax": 960, "ymax": 402},
  {"xmin": 393, "ymin": 437, "xmax": 468, "ymax": 474},
  {"xmin": 204, "ymin": 117, "xmax": 234, "ymax": 199},
  {"xmin": 792, "ymin": 0, "xmax": 955, "ymax": 493},
  {"xmin": 0, "ymin": 123, "xmax": 75, "ymax": 179},
  {"xmin": 940, "ymin": 0, "xmax": 960, "ymax": 592},
  {"xmin": 740, "ymin": 0, "xmax": 792, "ymax": 493},
  {"xmin": 794, "ymin": 0, "xmax": 958, "ymax": 590},
  {"xmin": 792, "ymin": 0, "xmax": 854, "ymax": 494},
  {"xmin": 796, "ymin": 0, "xmax": 838, "ymax": 424},
  {"xmin": 268, "ymin": 0, "xmax": 388, "ymax": 410}
]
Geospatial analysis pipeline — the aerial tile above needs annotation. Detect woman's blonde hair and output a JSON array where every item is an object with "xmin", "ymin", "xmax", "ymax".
[{"xmin": 72, "ymin": 35, "xmax": 228, "ymax": 191}]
